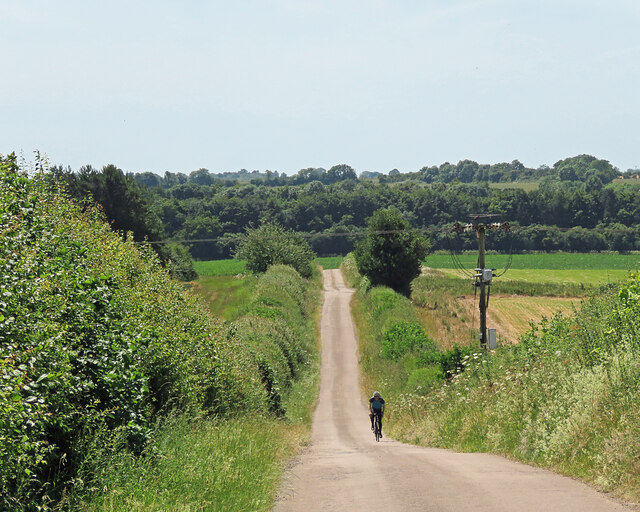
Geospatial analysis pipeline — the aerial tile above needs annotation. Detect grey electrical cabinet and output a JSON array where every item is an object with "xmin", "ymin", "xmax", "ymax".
[{"xmin": 488, "ymin": 328, "xmax": 497, "ymax": 349}]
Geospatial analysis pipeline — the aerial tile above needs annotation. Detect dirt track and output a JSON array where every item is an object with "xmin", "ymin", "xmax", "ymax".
[{"xmin": 273, "ymin": 269, "xmax": 632, "ymax": 512}]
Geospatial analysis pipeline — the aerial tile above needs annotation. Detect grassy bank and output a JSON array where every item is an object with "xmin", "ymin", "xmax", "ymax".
[
  {"xmin": 341, "ymin": 254, "xmax": 447, "ymax": 400},
  {"xmin": 389, "ymin": 290, "xmax": 640, "ymax": 501},
  {"xmin": 189, "ymin": 275, "xmax": 255, "ymax": 320},
  {"xmin": 343, "ymin": 252, "xmax": 640, "ymax": 503},
  {"xmin": 80, "ymin": 417, "xmax": 301, "ymax": 512}
]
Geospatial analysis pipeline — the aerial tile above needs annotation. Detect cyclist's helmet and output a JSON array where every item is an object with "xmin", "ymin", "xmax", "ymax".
[{"xmin": 372, "ymin": 391, "xmax": 381, "ymax": 398}]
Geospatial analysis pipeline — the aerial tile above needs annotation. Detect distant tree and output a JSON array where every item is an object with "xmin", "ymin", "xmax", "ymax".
[
  {"xmin": 585, "ymin": 174, "xmax": 604, "ymax": 193},
  {"xmin": 173, "ymin": 182, "xmax": 208, "ymax": 200},
  {"xmin": 419, "ymin": 166, "xmax": 439, "ymax": 183},
  {"xmin": 163, "ymin": 171, "xmax": 188, "ymax": 187},
  {"xmin": 235, "ymin": 223, "xmax": 316, "ymax": 278},
  {"xmin": 325, "ymin": 164, "xmax": 357, "ymax": 184},
  {"xmin": 553, "ymin": 155, "xmax": 619, "ymax": 184},
  {"xmin": 189, "ymin": 168, "xmax": 213, "ymax": 186},
  {"xmin": 360, "ymin": 170, "xmax": 383, "ymax": 179},
  {"xmin": 354, "ymin": 208, "xmax": 430, "ymax": 295},
  {"xmin": 50, "ymin": 164, "xmax": 165, "ymax": 242},
  {"xmin": 178, "ymin": 214, "xmax": 224, "ymax": 260},
  {"xmin": 511, "ymin": 159, "xmax": 525, "ymax": 171},
  {"xmin": 305, "ymin": 180, "xmax": 325, "ymax": 194},
  {"xmin": 455, "ymin": 160, "xmax": 479, "ymax": 182},
  {"xmin": 134, "ymin": 171, "xmax": 162, "ymax": 188},
  {"xmin": 294, "ymin": 167, "xmax": 326, "ymax": 185}
]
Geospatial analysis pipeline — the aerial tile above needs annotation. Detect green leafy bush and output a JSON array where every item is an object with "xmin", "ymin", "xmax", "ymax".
[
  {"xmin": 235, "ymin": 223, "xmax": 316, "ymax": 278},
  {"xmin": 354, "ymin": 208, "xmax": 430, "ymax": 295},
  {"xmin": 438, "ymin": 344, "xmax": 475, "ymax": 378},
  {"xmin": 158, "ymin": 242, "xmax": 198, "ymax": 281},
  {"xmin": 381, "ymin": 321, "xmax": 436, "ymax": 360},
  {"xmin": 1, "ymin": 154, "xmax": 323, "ymax": 510},
  {"xmin": 407, "ymin": 366, "xmax": 443, "ymax": 394}
]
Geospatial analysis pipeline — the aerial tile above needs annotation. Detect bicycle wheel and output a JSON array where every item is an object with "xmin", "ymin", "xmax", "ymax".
[{"xmin": 374, "ymin": 415, "xmax": 381, "ymax": 442}]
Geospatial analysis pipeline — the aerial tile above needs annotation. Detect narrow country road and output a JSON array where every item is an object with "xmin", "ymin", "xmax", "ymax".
[{"xmin": 273, "ymin": 269, "xmax": 632, "ymax": 512}]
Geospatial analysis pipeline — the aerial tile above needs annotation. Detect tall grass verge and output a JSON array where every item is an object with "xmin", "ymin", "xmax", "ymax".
[
  {"xmin": 79, "ymin": 352, "xmax": 320, "ymax": 512},
  {"xmin": 77, "ymin": 415, "xmax": 304, "ymax": 512},
  {"xmin": 390, "ymin": 310, "xmax": 640, "ymax": 502}
]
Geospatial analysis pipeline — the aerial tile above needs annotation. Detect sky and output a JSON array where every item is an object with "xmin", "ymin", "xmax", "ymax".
[{"xmin": 1, "ymin": 0, "xmax": 639, "ymax": 175}]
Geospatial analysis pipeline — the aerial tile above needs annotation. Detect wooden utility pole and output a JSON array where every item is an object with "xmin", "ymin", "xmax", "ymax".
[
  {"xmin": 454, "ymin": 216, "xmax": 510, "ymax": 349},
  {"xmin": 477, "ymin": 222, "xmax": 488, "ymax": 348}
]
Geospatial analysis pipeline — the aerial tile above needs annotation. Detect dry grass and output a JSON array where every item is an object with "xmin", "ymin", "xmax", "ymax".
[
  {"xmin": 485, "ymin": 296, "xmax": 578, "ymax": 342},
  {"xmin": 417, "ymin": 294, "xmax": 579, "ymax": 349}
]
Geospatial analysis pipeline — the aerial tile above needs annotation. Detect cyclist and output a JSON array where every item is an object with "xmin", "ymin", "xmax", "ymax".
[{"xmin": 369, "ymin": 391, "xmax": 385, "ymax": 436}]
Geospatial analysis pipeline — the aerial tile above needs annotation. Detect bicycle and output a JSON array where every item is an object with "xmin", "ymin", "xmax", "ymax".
[{"xmin": 373, "ymin": 412, "xmax": 382, "ymax": 442}]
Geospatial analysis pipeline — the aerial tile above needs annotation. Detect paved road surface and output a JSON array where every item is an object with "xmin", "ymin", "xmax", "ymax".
[{"xmin": 273, "ymin": 269, "xmax": 632, "ymax": 512}]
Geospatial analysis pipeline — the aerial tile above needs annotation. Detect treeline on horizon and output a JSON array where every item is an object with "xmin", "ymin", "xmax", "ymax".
[
  {"xmin": 48, "ymin": 154, "xmax": 640, "ymax": 261},
  {"xmin": 131, "ymin": 154, "xmax": 633, "ymax": 188}
]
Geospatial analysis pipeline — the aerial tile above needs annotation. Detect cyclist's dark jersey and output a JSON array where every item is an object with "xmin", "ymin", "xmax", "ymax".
[{"xmin": 370, "ymin": 396, "xmax": 385, "ymax": 412}]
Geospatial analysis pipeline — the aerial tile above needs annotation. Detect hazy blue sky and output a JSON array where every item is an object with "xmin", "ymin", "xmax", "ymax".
[{"xmin": 2, "ymin": 0, "xmax": 639, "ymax": 175}]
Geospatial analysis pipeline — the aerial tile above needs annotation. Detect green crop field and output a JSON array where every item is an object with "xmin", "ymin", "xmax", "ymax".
[
  {"xmin": 194, "ymin": 257, "xmax": 344, "ymax": 276},
  {"xmin": 425, "ymin": 252, "xmax": 640, "ymax": 271},
  {"xmin": 438, "ymin": 268, "xmax": 630, "ymax": 286},
  {"xmin": 414, "ymin": 252, "xmax": 640, "ymax": 348},
  {"xmin": 316, "ymin": 256, "xmax": 344, "ymax": 269}
]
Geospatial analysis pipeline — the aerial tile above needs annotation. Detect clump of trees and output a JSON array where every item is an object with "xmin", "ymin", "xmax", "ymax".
[
  {"xmin": 47, "ymin": 163, "xmax": 197, "ymax": 280},
  {"xmin": 354, "ymin": 209, "xmax": 430, "ymax": 295},
  {"xmin": 235, "ymin": 223, "xmax": 316, "ymax": 278},
  {"xmin": 44, "ymin": 154, "xmax": 640, "ymax": 260}
]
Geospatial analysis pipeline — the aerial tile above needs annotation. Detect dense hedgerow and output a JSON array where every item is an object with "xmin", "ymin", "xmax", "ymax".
[
  {"xmin": 0, "ymin": 156, "xmax": 318, "ymax": 510},
  {"xmin": 232, "ymin": 265, "xmax": 320, "ymax": 415}
]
